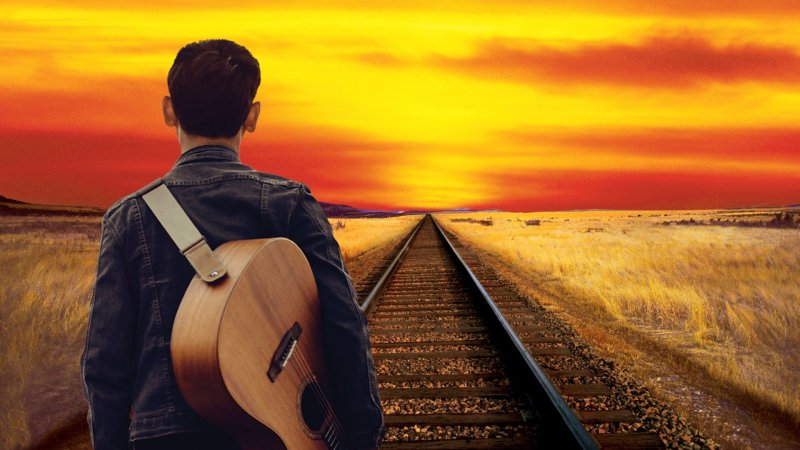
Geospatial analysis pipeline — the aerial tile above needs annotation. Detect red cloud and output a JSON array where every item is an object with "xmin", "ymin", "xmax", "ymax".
[
  {"xmin": 500, "ymin": 127, "xmax": 800, "ymax": 163},
  {"xmin": 508, "ymin": 0, "xmax": 800, "ymax": 16},
  {"xmin": 475, "ymin": 169, "xmax": 800, "ymax": 212},
  {"xmin": 0, "ymin": 125, "xmax": 409, "ymax": 209},
  {"xmin": 435, "ymin": 35, "xmax": 800, "ymax": 88}
]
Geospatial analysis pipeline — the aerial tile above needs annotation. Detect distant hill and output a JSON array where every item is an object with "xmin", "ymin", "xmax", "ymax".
[
  {"xmin": 319, "ymin": 203, "xmax": 489, "ymax": 218},
  {"xmin": 0, "ymin": 195, "xmax": 26, "ymax": 204},
  {"xmin": 319, "ymin": 202, "xmax": 370, "ymax": 218},
  {"xmin": 0, "ymin": 195, "xmax": 105, "ymax": 217},
  {"xmin": 320, "ymin": 202, "xmax": 423, "ymax": 218},
  {"xmin": 0, "ymin": 195, "xmax": 431, "ymax": 219}
]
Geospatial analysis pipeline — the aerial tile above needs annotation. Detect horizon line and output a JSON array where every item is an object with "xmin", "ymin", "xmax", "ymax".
[{"xmin": 2, "ymin": 193, "xmax": 797, "ymax": 215}]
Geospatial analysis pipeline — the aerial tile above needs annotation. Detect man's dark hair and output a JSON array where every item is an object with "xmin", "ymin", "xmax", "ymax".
[{"xmin": 167, "ymin": 39, "xmax": 261, "ymax": 138}]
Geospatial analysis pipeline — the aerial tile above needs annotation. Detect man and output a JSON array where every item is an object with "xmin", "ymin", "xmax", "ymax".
[{"xmin": 81, "ymin": 39, "xmax": 384, "ymax": 450}]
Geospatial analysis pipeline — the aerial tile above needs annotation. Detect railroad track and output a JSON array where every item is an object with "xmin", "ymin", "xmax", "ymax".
[
  {"xmin": 35, "ymin": 214, "xmax": 662, "ymax": 449},
  {"xmin": 354, "ymin": 220, "xmax": 423, "ymax": 302},
  {"xmin": 362, "ymin": 215, "xmax": 664, "ymax": 449}
]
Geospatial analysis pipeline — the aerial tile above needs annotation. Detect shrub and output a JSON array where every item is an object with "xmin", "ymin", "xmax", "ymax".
[{"xmin": 451, "ymin": 218, "xmax": 493, "ymax": 226}]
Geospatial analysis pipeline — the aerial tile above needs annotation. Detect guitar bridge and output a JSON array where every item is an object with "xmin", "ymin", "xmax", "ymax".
[{"xmin": 268, "ymin": 322, "xmax": 303, "ymax": 382}]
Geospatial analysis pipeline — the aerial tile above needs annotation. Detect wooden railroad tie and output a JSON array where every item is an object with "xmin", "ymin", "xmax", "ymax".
[
  {"xmin": 384, "ymin": 412, "xmax": 524, "ymax": 426},
  {"xmin": 380, "ymin": 437, "xmax": 534, "ymax": 450},
  {"xmin": 380, "ymin": 302, "xmax": 473, "ymax": 313},
  {"xmin": 373, "ymin": 350, "xmax": 496, "ymax": 360},
  {"xmin": 371, "ymin": 339, "xmax": 488, "ymax": 348},
  {"xmin": 527, "ymin": 347, "xmax": 572, "ymax": 356},
  {"xmin": 370, "ymin": 326, "xmax": 487, "ymax": 335},
  {"xmin": 380, "ymin": 386, "xmax": 512, "ymax": 399},
  {"xmin": 378, "ymin": 373, "xmax": 505, "ymax": 383},
  {"xmin": 372, "ymin": 311, "xmax": 478, "ymax": 318},
  {"xmin": 368, "ymin": 319, "xmax": 483, "ymax": 327},
  {"xmin": 593, "ymin": 432, "xmax": 664, "ymax": 449},
  {"xmin": 521, "ymin": 335, "xmax": 560, "ymax": 344},
  {"xmin": 574, "ymin": 409, "xmax": 636, "ymax": 423},
  {"xmin": 377, "ymin": 300, "xmax": 473, "ymax": 307}
]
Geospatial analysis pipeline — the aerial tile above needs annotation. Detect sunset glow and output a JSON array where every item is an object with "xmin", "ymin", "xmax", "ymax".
[{"xmin": 1, "ymin": 1, "xmax": 799, "ymax": 210}]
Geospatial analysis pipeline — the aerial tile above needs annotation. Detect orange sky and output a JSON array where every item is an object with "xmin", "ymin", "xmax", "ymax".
[{"xmin": 1, "ymin": 1, "xmax": 799, "ymax": 211}]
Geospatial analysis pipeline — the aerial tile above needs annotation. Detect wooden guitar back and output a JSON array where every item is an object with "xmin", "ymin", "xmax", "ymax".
[{"xmin": 171, "ymin": 238, "xmax": 332, "ymax": 450}]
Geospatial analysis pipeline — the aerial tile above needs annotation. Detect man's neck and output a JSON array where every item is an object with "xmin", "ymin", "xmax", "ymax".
[{"xmin": 178, "ymin": 128, "xmax": 242, "ymax": 154}]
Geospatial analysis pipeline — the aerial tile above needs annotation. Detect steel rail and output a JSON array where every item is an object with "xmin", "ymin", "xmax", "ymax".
[
  {"xmin": 430, "ymin": 215, "xmax": 598, "ymax": 450},
  {"xmin": 359, "ymin": 216, "xmax": 425, "ymax": 316}
]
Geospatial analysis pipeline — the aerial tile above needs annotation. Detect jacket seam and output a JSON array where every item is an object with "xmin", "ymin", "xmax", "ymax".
[
  {"xmin": 299, "ymin": 191, "xmax": 334, "ymax": 259},
  {"xmin": 103, "ymin": 218, "xmax": 121, "ymax": 243},
  {"xmin": 260, "ymin": 181, "xmax": 270, "ymax": 233},
  {"xmin": 176, "ymin": 149, "xmax": 238, "ymax": 164},
  {"xmin": 105, "ymin": 197, "xmax": 136, "ymax": 222},
  {"xmin": 164, "ymin": 173, "xmax": 302, "ymax": 189},
  {"xmin": 165, "ymin": 173, "xmax": 262, "ymax": 186},
  {"xmin": 132, "ymin": 199, "xmax": 176, "ymax": 413}
]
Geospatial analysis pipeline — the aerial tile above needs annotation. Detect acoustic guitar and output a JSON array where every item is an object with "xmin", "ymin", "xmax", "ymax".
[{"xmin": 170, "ymin": 238, "xmax": 346, "ymax": 450}]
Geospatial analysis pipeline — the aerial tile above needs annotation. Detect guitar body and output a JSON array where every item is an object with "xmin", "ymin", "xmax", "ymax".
[{"xmin": 171, "ymin": 238, "xmax": 341, "ymax": 450}]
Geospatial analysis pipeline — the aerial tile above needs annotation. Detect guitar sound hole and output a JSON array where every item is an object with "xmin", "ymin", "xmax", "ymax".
[{"xmin": 300, "ymin": 382, "xmax": 326, "ymax": 432}]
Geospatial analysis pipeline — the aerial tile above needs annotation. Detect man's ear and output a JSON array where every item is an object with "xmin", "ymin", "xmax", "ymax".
[
  {"xmin": 243, "ymin": 101, "xmax": 260, "ymax": 133},
  {"xmin": 162, "ymin": 96, "xmax": 178, "ymax": 127}
]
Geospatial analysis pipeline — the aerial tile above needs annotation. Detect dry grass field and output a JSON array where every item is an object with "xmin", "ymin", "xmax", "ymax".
[
  {"xmin": 437, "ymin": 209, "xmax": 800, "ymax": 448},
  {"xmin": 329, "ymin": 215, "xmax": 421, "ymax": 262},
  {"xmin": 0, "ymin": 213, "xmax": 416, "ymax": 449},
  {"xmin": 0, "ymin": 216, "xmax": 99, "ymax": 450}
]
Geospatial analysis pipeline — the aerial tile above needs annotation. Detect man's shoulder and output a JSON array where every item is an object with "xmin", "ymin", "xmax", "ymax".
[
  {"xmin": 101, "ymin": 186, "xmax": 153, "ymax": 239},
  {"xmin": 231, "ymin": 170, "xmax": 317, "ymax": 200},
  {"xmin": 103, "ymin": 179, "xmax": 163, "ymax": 222},
  {"xmin": 103, "ymin": 173, "xmax": 314, "ymax": 223},
  {"xmin": 165, "ymin": 167, "xmax": 310, "ymax": 193},
  {"xmin": 255, "ymin": 172, "xmax": 310, "ymax": 193},
  {"xmin": 103, "ymin": 192, "xmax": 138, "ymax": 225}
]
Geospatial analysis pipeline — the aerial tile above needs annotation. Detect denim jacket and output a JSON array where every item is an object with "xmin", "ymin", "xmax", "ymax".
[{"xmin": 81, "ymin": 145, "xmax": 384, "ymax": 449}]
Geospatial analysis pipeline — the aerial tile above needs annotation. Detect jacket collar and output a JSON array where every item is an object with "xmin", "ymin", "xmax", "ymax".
[{"xmin": 174, "ymin": 145, "xmax": 240, "ymax": 167}]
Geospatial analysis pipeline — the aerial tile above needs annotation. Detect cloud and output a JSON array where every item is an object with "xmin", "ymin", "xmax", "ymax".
[
  {"xmin": 0, "ymin": 131, "xmax": 174, "ymax": 207},
  {"xmin": 0, "ymin": 123, "xmax": 413, "ymax": 209},
  {"xmin": 351, "ymin": 52, "xmax": 404, "ymax": 66},
  {"xmin": 434, "ymin": 35, "xmax": 800, "ymax": 88},
  {"xmin": 500, "ymin": 127, "xmax": 800, "ymax": 163},
  {"xmin": 249, "ymin": 123, "xmax": 413, "ymax": 200},
  {"xmin": 554, "ymin": 0, "xmax": 800, "ymax": 16},
  {"xmin": 5, "ymin": 0, "xmax": 800, "ymax": 16},
  {"xmin": 478, "ymin": 169, "xmax": 800, "ymax": 211}
]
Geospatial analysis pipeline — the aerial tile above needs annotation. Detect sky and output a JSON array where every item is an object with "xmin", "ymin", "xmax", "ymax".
[{"xmin": 1, "ymin": 1, "xmax": 799, "ymax": 211}]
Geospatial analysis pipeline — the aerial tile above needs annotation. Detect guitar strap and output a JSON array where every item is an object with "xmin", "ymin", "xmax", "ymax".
[{"xmin": 141, "ymin": 180, "xmax": 227, "ymax": 283}]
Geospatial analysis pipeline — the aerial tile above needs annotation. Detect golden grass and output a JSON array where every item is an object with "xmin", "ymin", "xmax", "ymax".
[
  {"xmin": 0, "ymin": 216, "xmax": 98, "ymax": 450},
  {"xmin": 329, "ymin": 215, "xmax": 421, "ymax": 263},
  {"xmin": 0, "ymin": 213, "xmax": 417, "ymax": 448},
  {"xmin": 437, "ymin": 209, "xmax": 800, "ymax": 425}
]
